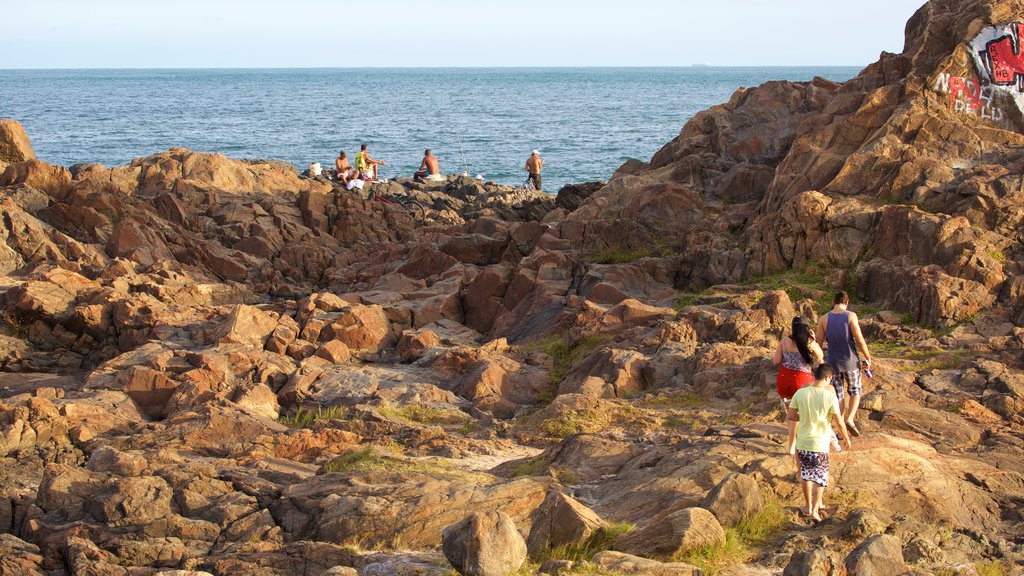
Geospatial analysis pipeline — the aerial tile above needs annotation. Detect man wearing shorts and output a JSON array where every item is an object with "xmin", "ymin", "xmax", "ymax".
[
  {"xmin": 525, "ymin": 149, "xmax": 544, "ymax": 191},
  {"xmin": 816, "ymin": 291, "xmax": 873, "ymax": 436},
  {"xmin": 787, "ymin": 364, "xmax": 852, "ymax": 521}
]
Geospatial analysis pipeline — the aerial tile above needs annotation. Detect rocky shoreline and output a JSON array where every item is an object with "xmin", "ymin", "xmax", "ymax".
[{"xmin": 2, "ymin": 1, "xmax": 1024, "ymax": 575}]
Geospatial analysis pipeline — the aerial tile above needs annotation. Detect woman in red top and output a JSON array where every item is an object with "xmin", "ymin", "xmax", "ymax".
[{"xmin": 773, "ymin": 317, "xmax": 824, "ymax": 402}]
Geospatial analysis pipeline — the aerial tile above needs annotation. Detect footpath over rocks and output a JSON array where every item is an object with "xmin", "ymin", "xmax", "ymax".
[{"xmin": 0, "ymin": 1, "xmax": 1023, "ymax": 574}]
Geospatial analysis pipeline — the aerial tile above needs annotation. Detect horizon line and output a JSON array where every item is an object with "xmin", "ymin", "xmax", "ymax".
[{"xmin": 0, "ymin": 64, "xmax": 869, "ymax": 72}]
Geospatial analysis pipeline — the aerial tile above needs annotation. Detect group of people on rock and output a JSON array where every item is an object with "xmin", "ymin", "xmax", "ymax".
[
  {"xmin": 318, "ymin": 146, "xmax": 547, "ymax": 191},
  {"xmin": 772, "ymin": 290, "xmax": 873, "ymax": 522}
]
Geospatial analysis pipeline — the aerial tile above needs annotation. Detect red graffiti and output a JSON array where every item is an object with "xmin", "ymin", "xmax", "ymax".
[
  {"xmin": 948, "ymin": 76, "xmax": 987, "ymax": 109},
  {"xmin": 984, "ymin": 23, "xmax": 1024, "ymax": 89}
]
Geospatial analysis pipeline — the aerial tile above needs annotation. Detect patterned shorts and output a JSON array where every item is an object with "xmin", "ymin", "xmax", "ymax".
[
  {"xmin": 797, "ymin": 449, "xmax": 830, "ymax": 487},
  {"xmin": 831, "ymin": 369, "xmax": 862, "ymax": 401}
]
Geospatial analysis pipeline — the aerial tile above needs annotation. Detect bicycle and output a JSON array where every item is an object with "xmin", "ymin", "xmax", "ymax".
[{"xmin": 368, "ymin": 189, "xmax": 428, "ymax": 221}]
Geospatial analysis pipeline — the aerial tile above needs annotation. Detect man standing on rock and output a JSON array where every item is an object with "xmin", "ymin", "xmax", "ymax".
[
  {"xmin": 816, "ymin": 291, "xmax": 872, "ymax": 436},
  {"xmin": 525, "ymin": 149, "xmax": 544, "ymax": 191}
]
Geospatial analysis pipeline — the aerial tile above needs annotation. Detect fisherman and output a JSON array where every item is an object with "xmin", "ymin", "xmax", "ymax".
[
  {"xmin": 335, "ymin": 151, "xmax": 357, "ymax": 185},
  {"xmin": 355, "ymin": 144, "xmax": 385, "ymax": 181},
  {"xmin": 525, "ymin": 149, "xmax": 544, "ymax": 191},
  {"xmin": 415, "ymin": 149, "xmax": 443, "ymax": 182}
]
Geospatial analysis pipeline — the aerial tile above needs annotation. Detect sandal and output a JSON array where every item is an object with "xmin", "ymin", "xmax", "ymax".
[{"xmin": 846, "ymin": 420, "xmax": 862, "ymax": 437}]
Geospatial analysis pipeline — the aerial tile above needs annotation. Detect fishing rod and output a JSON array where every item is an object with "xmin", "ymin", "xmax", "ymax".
[{"xmin": 456, "ymin": 130, "xmax": 470, "ymax": 176}]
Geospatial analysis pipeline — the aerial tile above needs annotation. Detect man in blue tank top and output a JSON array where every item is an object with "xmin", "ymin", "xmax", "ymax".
[{"xmin": 815, "ymin": 291, "xmax": 873, "ymax": 437}]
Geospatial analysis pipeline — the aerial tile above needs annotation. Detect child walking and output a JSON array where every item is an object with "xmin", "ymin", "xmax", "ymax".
[{"xmin": 786, "ymin": 364, "xmax": 852, "ymax": 521}]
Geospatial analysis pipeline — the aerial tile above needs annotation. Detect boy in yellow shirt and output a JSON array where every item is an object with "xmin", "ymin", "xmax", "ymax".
[{"xmin": 786, "ymin": 364, "xmax": 852, "ymax": 521}]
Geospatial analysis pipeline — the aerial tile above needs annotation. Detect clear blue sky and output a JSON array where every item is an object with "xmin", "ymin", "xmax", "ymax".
[{"xmin": 1, "ymin": 0, "xmax": 927, "ymax": 68}]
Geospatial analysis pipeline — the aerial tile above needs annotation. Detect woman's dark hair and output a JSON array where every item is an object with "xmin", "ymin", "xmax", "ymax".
[{"xmin": 791, "ymin": 316, "xmax": 814, "ymax": 365}]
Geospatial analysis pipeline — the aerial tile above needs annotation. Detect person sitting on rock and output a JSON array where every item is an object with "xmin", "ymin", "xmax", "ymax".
[
  {"xmin": 335, "ymin": 151, "xmax": 357, "ymax": 185},
  {"xmin": 815, "ymin": 291, "xmax": 873, "ymax": 437},
  {"xmin": 355, "ymin": 144, "xmax": 385, "ymax": 181},
  {"xmin": 787, "ymin": 364, "xmax": 852, "ymax": 522},
  {"xmin": 414, "ymin": 149, "xmax": 444, "ymax": 182}
]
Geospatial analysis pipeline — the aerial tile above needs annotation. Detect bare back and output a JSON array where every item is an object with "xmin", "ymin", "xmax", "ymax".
[
  {"xmin": 526, "ymin": 155, "xmax": 543, "ymax": 173},
  {"xmin": 425, "ymin": 155, "xmax": 439, "ymax": 175}
]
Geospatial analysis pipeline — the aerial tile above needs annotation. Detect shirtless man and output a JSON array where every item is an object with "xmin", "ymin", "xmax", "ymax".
[
  {"xmin": 415, "ymin": 149, "xmax": 442, "ymax": 181},
  {"xmin": 815, "ymin": 291, "xmax": 873, "ymax": 436},
  {"xmin": 355, "ymin": 144, "xmax": 385, "ymax": 181},
  {"xmin": 525, "ymin": 149, "xmax": 544, "ymax": 191},
  {"xmin": 335, "ymin": 151, "xmax": 356, "ymax": 184}
]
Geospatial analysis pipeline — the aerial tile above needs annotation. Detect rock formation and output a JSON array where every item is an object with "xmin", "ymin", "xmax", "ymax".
[{"xmin": 0, "ymin": 0, "xmax": 1023, "ymax": 574}]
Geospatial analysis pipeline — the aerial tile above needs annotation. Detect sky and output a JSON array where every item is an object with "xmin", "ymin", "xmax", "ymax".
[{"xmin": 1, "ymin": 0, "xmax": 927, "ymax": 68}]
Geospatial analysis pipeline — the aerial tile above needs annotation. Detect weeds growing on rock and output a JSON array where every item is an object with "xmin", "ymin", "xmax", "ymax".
[
  {"xmin": 0, "ymin": 311, "xmax": 28, "ymax": 339},
  {"xmin": 532, "ymin": 333, "xmax": 612, "ymax": 404},
  {"xmin": 321, "ymin": 446, "xmax": 494, "ymax": 484},
  {"xmin": 378, "ymin": 404, "xmax": 470, "ymax": 426},
  {"xmin": 676, "ymin": 491, "xmax": 789, "ymax": 575},
  {"xmin": 278, "ymin": 405, "xmax": 348, "ymax": 428},
  {"xmin": 510, "ymin": 457, "xmax": 549, "ymax": 477},
  {"xmin": 543, "ymin": 522, "xmax": 637, "ymax": 563}
]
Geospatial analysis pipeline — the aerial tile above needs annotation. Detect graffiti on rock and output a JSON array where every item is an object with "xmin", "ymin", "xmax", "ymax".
[
  {"xmin": 966, "ymin": 22, "xmax": 1024, "ymax": 119},
  {"xmin": 933, "ymin": 73, "xmax": 1006, "ymax": 121}
]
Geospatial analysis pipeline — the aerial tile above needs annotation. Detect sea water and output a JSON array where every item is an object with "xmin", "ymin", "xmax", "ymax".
[{"xmin": 0, "ymin": 67, "xmax": 859, "ymax": 192}]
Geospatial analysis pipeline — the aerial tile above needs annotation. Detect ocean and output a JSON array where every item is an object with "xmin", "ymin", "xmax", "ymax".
[{"xmin": 0, "ymin": 67, "xmax": 860, "ymax": 192}]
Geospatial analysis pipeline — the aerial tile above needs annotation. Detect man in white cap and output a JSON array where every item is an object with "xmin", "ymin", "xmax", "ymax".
[{"xmin": 525, "ymin": 149, "xmax": 544, "ymax": 191}]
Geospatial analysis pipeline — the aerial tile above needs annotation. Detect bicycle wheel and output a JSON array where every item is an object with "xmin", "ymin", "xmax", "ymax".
[{"xmin": 401, "ymin": 199, "xmax": 427, "ymax": 221}]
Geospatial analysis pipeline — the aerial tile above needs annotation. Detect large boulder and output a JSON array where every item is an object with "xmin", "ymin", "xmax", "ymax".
[
  {"xmin": 0, "ymin": 120, "xmax": 35, "ymax": 163},
  {"xmin": 615, "ymin": 507, "xmax": 725, "ymax": 558},
  {"xmin": 442, "ymin": 511, "xmax": 527, "ymax": 576},
  {"xmin": 211, "ymin": 305, "xmax": 278, "ymax": 348},
  {"xmin": 844, "ymin": 534, "xmax": 907, "ymax": 576},
  {"xmin": 699, "ymin": 472, "xmax": 763, "ymax": 527},
  {"xmin": 784, "ymin": 547, "xmax": 846, "ymax": 576},
  {"xmin": 526, "ymin": 491, "xmax": 606, "ymax": 558}
]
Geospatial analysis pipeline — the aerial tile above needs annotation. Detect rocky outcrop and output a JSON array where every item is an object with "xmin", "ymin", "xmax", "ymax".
[
  {"xmin": 0, "ymin": 119, "xmax": 36, "ymax": 163},
  {"xmin": 1, "ymin": 0, "xmax": 1024, "ymax": 574}
]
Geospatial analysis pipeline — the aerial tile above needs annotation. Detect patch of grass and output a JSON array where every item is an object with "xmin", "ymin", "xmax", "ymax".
[
  {"xmin": 988, "ymin": 249, "xmax": 1006, "ymax": 263},
  {"xmin": 510, "ymin": 457, "xmax": 550, "ymax": 477},
  {"xmin": 532, "ymin": 333, "xmax": 613, "ymax": 404},
  {"xmin": 278, "ymin": 405, "xmax": 349, "ymax": 428},
  {"xmin": 644, "ymin": 392, "xmax": 705, "ymax": 408},
  {"xmin": 542, "ymin": 409, "xmax": 610, "ymax": 439},
  {"xmin": 321, "ymin": 446, "xmax": 493, "ymax": 484},
  {"xmin": 0, "ymin": 311, "xmax": 28, "ymax": 339},
  {"xmin": 675, "ymin": 491, "xmax": 789, "ymax": 575},
  {"xmin": 458, "ymin": 421, "xmax": 479, "ymax": 435},
  {"xmin": 676, "ymin": 528, "xmax": 749, "ymax": 575},
  {"xmin": 914, "ymin": 350, "xmax": 972, "ymax": 372},
  {"xmin": 538, "ymin": 401, "xmax": 647, "ymax": 439},
  {"xmin": 378, "ymin": 404, "xmax": 469, "ymax": 426},
  {"xmin": 976, "ymin": 561, "xmax": 1007, "ymax": 576},
  {"xmin": 661, "ymin": 413, "xmax": 701, "ymax": 430},
  {"xmin": 734, "ymin": 491, "xmax": 788, "ymax": 546},
  {"xmin": 738, "ymin": 261, "xmax": 833, "ymax": 313},
  {"xmin": 591, "ymin": 246, "xmax": 652, "ymax": 264},
  {"xmin": 542, "ymin": 522, "xmax": 637, "ymax": 563}
]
